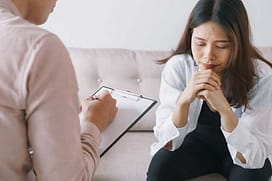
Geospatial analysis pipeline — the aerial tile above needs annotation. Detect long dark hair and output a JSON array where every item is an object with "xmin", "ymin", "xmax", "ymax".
[{"xmin": 160, "ymin": 0, "xmax": 272, "ymax": 108}]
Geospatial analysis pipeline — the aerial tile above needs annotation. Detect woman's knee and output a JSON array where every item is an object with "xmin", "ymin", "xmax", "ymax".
[{"xmin": 147, "ymin": 149, "xmax": 179, "ymax": 181}]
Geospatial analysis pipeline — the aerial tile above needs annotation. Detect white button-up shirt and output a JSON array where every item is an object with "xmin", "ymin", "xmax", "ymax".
[
  {"xmin": 151, "ymin": 54, "xmax": 272, "ymax": 169},
  {"xmin": 0, "ymin": 0, "xmax": 101, "ymax": 180}
]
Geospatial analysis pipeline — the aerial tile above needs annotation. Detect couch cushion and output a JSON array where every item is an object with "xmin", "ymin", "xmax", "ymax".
[
  {"xmin": 68, "ymin": 48, "xmax": 169, "ymax": 130},
  {"xmin": 92, "ymin": 132, "xmax": 155, "ymax": 181}
]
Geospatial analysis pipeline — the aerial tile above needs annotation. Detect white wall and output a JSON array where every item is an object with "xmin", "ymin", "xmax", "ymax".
[{"xmin": 42, "ymin": 0, "xmax": 272, "ymax": 51}]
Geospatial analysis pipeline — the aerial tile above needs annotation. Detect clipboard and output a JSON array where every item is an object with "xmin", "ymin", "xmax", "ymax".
[{"xmin": 92, "ymin": 86, "xmax": 157, "ymax": 157}]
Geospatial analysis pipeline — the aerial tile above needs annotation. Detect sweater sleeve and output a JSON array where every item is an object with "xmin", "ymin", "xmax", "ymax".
[{"xmin": 25, "ymin": 33, "xmax": 101, "ymax": 180}]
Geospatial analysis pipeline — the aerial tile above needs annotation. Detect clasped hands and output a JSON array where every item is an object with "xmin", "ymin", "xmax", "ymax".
[{"xmin": 179, "ymin": 69, "xmax": 229, "ymax": 113}]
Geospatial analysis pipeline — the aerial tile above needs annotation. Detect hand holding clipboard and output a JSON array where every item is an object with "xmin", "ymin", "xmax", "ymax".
[{"xmin": 92, "ymin": 86, "xmax": 157, "ymax": 157}]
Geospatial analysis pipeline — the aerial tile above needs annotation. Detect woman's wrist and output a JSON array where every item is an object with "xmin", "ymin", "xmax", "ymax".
[
  {"xmin": 219, "ymin": 107, "xmax": 238, "ymax": 132},
  {"xmin": 173, "ymin": 101, "xmax": 190, "ymax": 128}
]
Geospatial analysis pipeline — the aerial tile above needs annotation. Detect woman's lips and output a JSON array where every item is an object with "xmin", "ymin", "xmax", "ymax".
[{"xmin": 201, "ymin": 63, "xmax": 218, "ymax": 70}]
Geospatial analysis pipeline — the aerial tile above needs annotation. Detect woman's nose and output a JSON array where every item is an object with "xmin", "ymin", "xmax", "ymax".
[{"xmin": 204, "ymin": 46, "xmax": 216, "ymax": 62}]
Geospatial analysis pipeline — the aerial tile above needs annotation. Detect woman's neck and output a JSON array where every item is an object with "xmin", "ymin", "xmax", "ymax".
[{"xmin": 11, "ymin": 0, "xmax": 28, "ymax": 18}]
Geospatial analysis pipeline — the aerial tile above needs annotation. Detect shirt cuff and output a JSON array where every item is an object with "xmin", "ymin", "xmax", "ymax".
[
  {"xmin": 222, "ymin": 120, "xmax": 251, "ymax": 151},
  {"xmin": 171, "ymin": 125, "xmax": 188, "ymax": 150},
  {"xmin": 221, "ymin": 127, "xmax": 232, "ymax": 138},
  {"xmin": 221, "ymin": 121, "xmax": 253, "ymax": 167}
]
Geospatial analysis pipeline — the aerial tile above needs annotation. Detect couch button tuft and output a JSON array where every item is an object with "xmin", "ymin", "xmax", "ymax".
[
  {"xmin": 97, "ymin": 78, "xmax": 103, "ymax": 83},
  {"xmin": 136, "ymin": 78, "xmax": 142, "ymax": 83}
]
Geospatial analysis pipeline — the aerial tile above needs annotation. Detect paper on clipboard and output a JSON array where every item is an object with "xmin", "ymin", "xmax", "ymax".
[{"xmin": 92, "ymin": 86, "xmax": 157, "ymax": 157}]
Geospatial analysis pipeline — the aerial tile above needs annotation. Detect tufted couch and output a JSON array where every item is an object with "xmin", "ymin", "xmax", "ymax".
[{"xmin": 68, "ymin": 47, "xmax": 272, "ymax": 181}]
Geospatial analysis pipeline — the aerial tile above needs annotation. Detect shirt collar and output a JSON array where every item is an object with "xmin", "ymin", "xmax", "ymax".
[{"xmin": 0, "ymin": 0, "xmax": 23, "ymax": 18}]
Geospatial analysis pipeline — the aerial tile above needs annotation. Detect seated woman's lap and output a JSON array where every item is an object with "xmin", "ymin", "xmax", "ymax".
[
  {"xmin": 147, "ymin": 131, "xmax": 220, "ymax": 181},
  {"xmin": 147, "ymin": 130, "xmax": 272, "ymax": 181}
]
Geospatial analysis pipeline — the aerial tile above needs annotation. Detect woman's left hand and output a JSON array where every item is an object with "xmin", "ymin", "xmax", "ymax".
[
  {"xmin": 197, "ymin": 88, "xmax": 229, "ymax": 113},
  {"xmin": 198, "ymin": 88, "xmax": 238, "ymax": 132}
]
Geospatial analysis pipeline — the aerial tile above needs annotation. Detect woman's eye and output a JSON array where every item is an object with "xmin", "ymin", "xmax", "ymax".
[
  {"xmin": 196, "ymin": 42, "xmax": 205, "ymax": 46},
  {"xmin": 216, "ymin": 44, "xmax": 230, "ymax": 49}
]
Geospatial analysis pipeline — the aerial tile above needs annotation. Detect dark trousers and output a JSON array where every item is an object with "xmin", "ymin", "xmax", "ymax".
[{"xmin": 147, "ymin": 127, "xmax": 272, "ymax": 181}]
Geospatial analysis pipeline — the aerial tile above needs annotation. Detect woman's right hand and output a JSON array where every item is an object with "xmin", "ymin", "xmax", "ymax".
[{"xmin": 178, "ymin": 69, "xmax": 221, "ymax": 105}]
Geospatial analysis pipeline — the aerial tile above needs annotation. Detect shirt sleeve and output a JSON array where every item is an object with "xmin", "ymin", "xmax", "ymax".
[
  {"xmin": 25, "ymin": 33, "xmax": 100, "ymax": 180},
  {"xmin": 221, "ymin": 72, "xmax": 272, "ymax": 169},
  {"xmin": 151, "ymin": 56, "xmax": 193, "ymax": 155}
]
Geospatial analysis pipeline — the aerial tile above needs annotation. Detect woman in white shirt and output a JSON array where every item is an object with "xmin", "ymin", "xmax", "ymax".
[{"xmin": 147, "ymin": 0, "xmax": 272, "ymax": 180}]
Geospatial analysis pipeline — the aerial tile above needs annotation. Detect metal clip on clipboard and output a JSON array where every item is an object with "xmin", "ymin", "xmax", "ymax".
[{"xmin": 110, "ymin": 88, "xmax": 142, "ymax": 102}]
